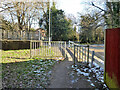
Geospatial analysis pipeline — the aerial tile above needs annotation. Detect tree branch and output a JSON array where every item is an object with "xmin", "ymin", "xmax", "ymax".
[{"xmin": 91, "ymin": 2, "xmax": 107, "ymax": 13}]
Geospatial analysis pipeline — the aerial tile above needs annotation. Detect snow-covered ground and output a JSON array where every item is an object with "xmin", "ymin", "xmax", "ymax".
[{"xmin": 69, "ymin": 62, "xmax": 108, "ymax": 89}]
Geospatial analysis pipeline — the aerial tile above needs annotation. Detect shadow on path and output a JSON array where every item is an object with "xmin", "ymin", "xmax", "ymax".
[{"xmin": 47, "ymin": 48, "xmax": 92, "ymax": 88}]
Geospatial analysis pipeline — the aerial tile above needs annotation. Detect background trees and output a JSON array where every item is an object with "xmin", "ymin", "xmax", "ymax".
[
  {"xmin": 39, "ymin": 2, "xmax": 77, "ymax": 41},
  {"xmin": 1, "ymin": 0, "xmax": 114, "ymax": 43},
  {"xmin": 78, "ymin": 13, "xmax": 104, "ymax": 44},
  {"xmin": 0, "ymin": 1, "xmax": 49, "ymax": 40},
  {"xmin": 91, "ymin": 2, "xmax": 120, "ymax": 29},
  {"xmin": 0, "ymin": 1, "xmax": 48, "ymax": 31},
  {"xmin": 76, "ymin": 1, "xmax": 119, "ymax": 44},
  {"xmin": 1, "ymin": 1, "xmax": 78, "ymax": 41}
]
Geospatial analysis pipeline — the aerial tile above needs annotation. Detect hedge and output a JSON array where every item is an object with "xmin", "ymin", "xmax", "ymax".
[{"xmin": 1, "ymin": 40, "xmax": 30, "ymax": 50}]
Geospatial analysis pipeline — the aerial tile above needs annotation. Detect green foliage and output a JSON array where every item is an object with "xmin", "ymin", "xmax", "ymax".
[
  {"xmin": 2, "ymin": 59, "xmax": 57, "ymax": 88},
  {"xmin": 1, "ymin": 18, "xmax": 13, "ymax": 30},
  {"xmin": 79, "ymin": 14, "xmax": 104, "ymax": 44},
  {"xmin": 39, "ymin": 3, "xmax": 75, "ymax": 41},
  {"xmin": 30, "ymin": 28, "xmax": 36, "ymax": 31},
  {"xmin": 105, "ymin": 2, "xmax": 120, "ymax": 28},
  {"xmin": 73, "ymin": 26, "xmax": 77, "ymax": 32},
  {"xmin": 92, "ymin": 2, "xmax": 120, "ymax": 28}
]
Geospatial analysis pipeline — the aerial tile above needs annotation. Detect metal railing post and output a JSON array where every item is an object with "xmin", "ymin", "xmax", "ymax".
[
  {"xmin": 91, "ymin": 51, "xmax": 95, "ymax": 67},
  {"xmin": 79, "ymin": 47, "xmax": 81, "ymax": 61},
  {"xmin": 32, "ymin": 42, "xmax": 34, "ymax": 57},
  {"xmin": 61, "ymin": 42, "xmax": 62, "ymax": 54},
  {"xmin": 87, "ymin": 45, "xmax": 89, "ymax": 65},
  {"xmin": 82, "ymin": 47, "xmax": 83, "ymax": 62},
  {"xmin": 74, "ymin": 45, "xmax": 76, "ymax": 65},
  {"xmin": 39, "ymin": 41, "xmax": 40, "ymax": 56},
  {"xmin": 35, "ymin": 41, "xmax": 36, "ymax": 56},
  {"xmin": 65, "ymin": 41, "xmax": 66, "ymax": 58},
  {"xmin": 85, "ymin": 47, "xmax": 86, "ymax": 62},
  {"xmin": 77, "ymin": 46, "xmax": 78, "ymax": 62},
  {"xmin": 68, "ymin": 40, "xmax": 70, "ymax": 48},
  {"xmin": 30, "ymin": 40, "xmax": 32, "ymax": 59}
]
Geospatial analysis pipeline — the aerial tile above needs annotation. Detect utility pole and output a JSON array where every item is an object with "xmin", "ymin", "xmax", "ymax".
[{"xmin": 49, "ymin": 0, "xmax": 51, "ymax": 47}]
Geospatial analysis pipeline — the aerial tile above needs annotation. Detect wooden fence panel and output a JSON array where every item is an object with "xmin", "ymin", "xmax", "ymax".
[{"xmin": 105, "ymin": 28, "xmax": 120, "ymax": 88}]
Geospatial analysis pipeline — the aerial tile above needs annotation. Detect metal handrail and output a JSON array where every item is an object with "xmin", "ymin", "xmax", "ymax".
[
  {"xmin": 68, "ymin": 40, "xmax": 104, "ymax": 68},
  {"xmin": 30, "ymin": 41, "xmax": 66, "ymax": 60},
  {"xmin": 68, "ymin": 41, "xmax": 89, "ymax": 65}
]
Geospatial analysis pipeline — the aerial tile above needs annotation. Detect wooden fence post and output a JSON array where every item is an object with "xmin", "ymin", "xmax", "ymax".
[{"xmin": 91, "ymin": 51, "xmax": 95, "ymax": 67}]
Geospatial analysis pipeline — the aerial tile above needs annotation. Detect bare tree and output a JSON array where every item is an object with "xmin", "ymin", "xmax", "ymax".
[
  {"xmin": 0, "ymin": 1, "xmax": 49, "ymax": 31},
  {"xmin": 91, "ymin": 1, "xmax": 120, "ymax": 28}
]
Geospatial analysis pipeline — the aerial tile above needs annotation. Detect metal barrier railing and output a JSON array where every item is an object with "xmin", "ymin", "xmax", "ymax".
[
  {"xmin": 68, "ymin": 41, "xmax": 89, "ymax": 65},
  {"xmin": 2, "ymin": 41, "xmax": 66, "ymax": 63},
  {"xmin": 68, "ymin": 41, "xmax": 104, "ymax": 68},
  {"xmin": 74, "ymin": 44, "xmax": 89, "ymax": 65},
  {"xmin": 68, "ymin": 40, "xmax": 74, "ymax": 51},
  {"xmin": 30, "ymin": 41, "xmax": 66, "ymax": 60}
]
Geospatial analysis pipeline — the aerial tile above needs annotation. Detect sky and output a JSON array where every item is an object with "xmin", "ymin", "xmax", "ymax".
[
  {"xmin": 31, "ymin": 0, "xmax": 105, "ymax": 29},
  {"xmin": 56, "ymin": 0, "xmax": 86, "ymax": 17},
  {"xmin": 35, "ymin": 0, "xmax": 90, "ymax": 29},
  {"xmin": 55, "ymin": 0, "xmax": 105, "ymax": 18},
  {"xmin": 1, "ymin": 0, "xmax": 105, "ymax": 29},
  {"xmin": 53, "ymin": 0, "xmax": 106, "ymax": 32}
]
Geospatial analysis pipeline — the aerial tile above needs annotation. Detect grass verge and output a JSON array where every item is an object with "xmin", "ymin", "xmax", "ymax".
[{"xmin": 2, "ymin": 59, "xmax": 57, "ymax": 88}]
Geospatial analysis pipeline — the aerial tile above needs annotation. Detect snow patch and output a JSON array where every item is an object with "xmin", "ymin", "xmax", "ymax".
[
  {"xmin": 90, "ymin": 83, "xmax": 95, "ymax": 87},
  {"xmin": 77, "ymin": 69, "xmax": 89, "ymax": 77}
]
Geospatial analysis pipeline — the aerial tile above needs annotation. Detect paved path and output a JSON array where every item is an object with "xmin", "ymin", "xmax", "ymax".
[
  {"xmin": 48, "ymin": 59, "xmax": 73, "ymax": 88},
  {"xmin": 47, "ymin": 48, "xmax": 92, "ymax": 88}
]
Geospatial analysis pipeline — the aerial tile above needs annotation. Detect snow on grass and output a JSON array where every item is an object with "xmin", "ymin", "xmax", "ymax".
[
  {"xmin": 2, "ymin": 59, "xmax": 59, "ymax": 88},
  {"xmin": 69, "ymin": 62, "xmax": 108, "ymax": 89},
  {"xmin": 76, "ymin": 68, "xmax": 89, "ymax": 77},
  {"xmin": 91, "ymin": 83, "xmax": 95, "ymax": 87},
  {"xmin": 71, "ymin": 78, "xmax": 79, "ymax": 84}
]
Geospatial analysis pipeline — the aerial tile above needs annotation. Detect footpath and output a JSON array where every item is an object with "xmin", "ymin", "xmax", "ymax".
[{"xmin": 47, "ymin": 48, "xmax": 95, "ymax": 88}]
